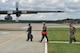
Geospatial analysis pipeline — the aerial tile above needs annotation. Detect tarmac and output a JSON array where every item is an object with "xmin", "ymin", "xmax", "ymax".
[{"xmin": 0, "ymin": 23, "xmax": 45, "ymax": 53}]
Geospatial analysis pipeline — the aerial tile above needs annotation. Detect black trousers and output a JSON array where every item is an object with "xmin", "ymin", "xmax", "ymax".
[
  {"xmin": 40, "ymin": 35, "xmax": 48, "ymax": 42},
  {"xmin": 70, "ymin": 36, "xmax": 76, "ymax": 43},
  {"xmin": 27, "ymin": 33, "xmax": 33, "ymax": 41}
]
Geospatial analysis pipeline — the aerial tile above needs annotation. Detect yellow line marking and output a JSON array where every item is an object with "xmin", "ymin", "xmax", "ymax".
[{"xmin": 0, "ymin": 33, "xmax": 25, "ymax": 47}]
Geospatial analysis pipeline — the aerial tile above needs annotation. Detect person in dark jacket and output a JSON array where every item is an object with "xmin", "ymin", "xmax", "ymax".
[
  {"xmin": 69, "ymin": 23, "xmax": 76, "ymax": 43},
  {"xmin": 26, "ymin": 23, "xmax": 33, "ymax": 41},
  {"xmin": 39, "ymin": 23, "xmax": 48, "ymax": 42}
]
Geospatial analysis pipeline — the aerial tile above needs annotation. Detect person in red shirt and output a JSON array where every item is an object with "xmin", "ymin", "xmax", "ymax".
[{"xmin": 39, "ymin": 23, "xmax": 48, "ymax": 42}]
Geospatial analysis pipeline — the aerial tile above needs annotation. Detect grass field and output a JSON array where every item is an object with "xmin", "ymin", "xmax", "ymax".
[
  {"xmin": 48, "ymin": 28, "xmax": 80, "ymax": 53},
  {"xmin": 48, "ymin": 28, "xmax": 80, "ymax": 41},
  {"xmin": 48, "ymin": 43, "xmax": 80, "ymax": 53}
]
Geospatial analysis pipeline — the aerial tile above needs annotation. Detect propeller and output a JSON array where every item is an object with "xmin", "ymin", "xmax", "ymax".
[{"xmin": 16, "ymin": 2, "xmax": 21, "ymax": 17}]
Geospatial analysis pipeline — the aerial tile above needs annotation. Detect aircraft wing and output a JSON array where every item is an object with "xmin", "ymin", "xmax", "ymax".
[
  {"xmin": 0, "ymin": 10, "xmax": 15, "ymax": 14},
  {"xmin": 21, "ymin": 10, "xmax": 64, "ymax": 14},
  {"xmin": 0, "ymin": 11, "xmax": 8, "ymax": 14},
  {"xmin": 0, "ymin": 10, "xmax": 64, "ymax": 14}
]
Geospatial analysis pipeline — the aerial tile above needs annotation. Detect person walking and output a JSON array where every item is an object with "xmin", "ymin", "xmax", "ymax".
[
  {"xmin": 39, "ymin": 23, "xmax": 48, "ymax": 42},
  {"xmin": 69, "ymin": 23, "xmax": 76, "ymax": 43},
  {"xmin": 26, "ymin": 23, "xmax": 33, "ymax": 41}
]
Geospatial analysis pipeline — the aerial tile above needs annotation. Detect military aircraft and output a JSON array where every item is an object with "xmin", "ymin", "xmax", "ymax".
[{"xmin": 0, "ymin": 2, "xmax": 64, "ymax": 22}]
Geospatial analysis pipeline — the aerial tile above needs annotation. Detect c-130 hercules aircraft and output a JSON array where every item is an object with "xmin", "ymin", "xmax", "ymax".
[{"xmin": 0, "ymin": 2, "xmax": 64, "ymax": 22}]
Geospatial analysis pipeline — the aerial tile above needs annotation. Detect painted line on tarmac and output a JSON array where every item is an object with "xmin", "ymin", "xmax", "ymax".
[
  {"xmin": 21, "ymin": 26, "xmax": 28, "ymax": 29},
  {"xmin": 45, "ymin": 38, "xmax": 48, "ymax": 53},
  {"xmin": 49, "ymin": 41, "xmax": 80, "ymax": 44},
  {"xmin": 0, "ymin": 33, "xmax": 25, "ymax": 47},
  {"xmin": 1, "ymin": 32, "xmax": 10, "ymax": 34}
]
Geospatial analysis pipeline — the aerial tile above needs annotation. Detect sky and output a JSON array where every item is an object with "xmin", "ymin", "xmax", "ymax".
[{"xmin": 0, "ymin": 0, "xmax": 80, "ymax": 20}]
